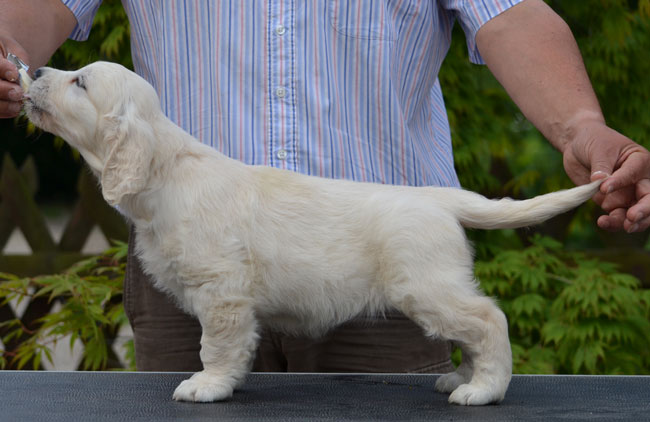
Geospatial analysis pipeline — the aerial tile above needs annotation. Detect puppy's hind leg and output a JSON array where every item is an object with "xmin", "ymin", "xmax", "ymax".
[
  {"xmin": 445, "ymin": 299, "xmax": 511, "ymax": 406},
  {"xmin": 389, "ymin": 275, "xmax": 512, "ymax": 406},
  {"xmin": 434, "ymin": 342, "xmax": 473, "ymax": 393},
  {"xmin": 172, "ymin": 298, "xmax": 259, "ymax": 402}
]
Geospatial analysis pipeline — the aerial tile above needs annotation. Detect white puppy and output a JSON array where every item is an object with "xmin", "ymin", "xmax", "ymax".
[{"xmin": 24, "ymin": 62, "xmax": 601, "ymax": 406}]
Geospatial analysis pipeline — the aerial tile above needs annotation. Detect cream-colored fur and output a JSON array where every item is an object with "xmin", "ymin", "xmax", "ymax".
[{"xmin": 25, "ymin": 62, "xmax": 602, "ymax": 406}]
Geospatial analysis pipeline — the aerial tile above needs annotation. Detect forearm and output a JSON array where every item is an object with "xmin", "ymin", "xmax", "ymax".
[
  {"xmin": 475, "ymin": 0, "xmax": 602, "ymax": 153},
  {"xmin": 0, "ymin": 0, "xmax": 77, "ymax": 68}
]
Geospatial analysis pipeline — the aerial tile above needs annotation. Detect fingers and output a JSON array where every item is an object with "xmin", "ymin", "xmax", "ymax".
[
  {"xmin": 626, "ymin": 213, "xmax": 650, "ymax": 233},
  {"xmin": 0, "ymin": 56, "xmax": 23, "ymax": 118},
  {"xmin": 625, "ymin": 178, "xmax": 650, "ymax": 232},
  {"xmin": 599, "ymin": 186, "xmax": 635, "ymax": 214},
  {"xmin": 0, "ymin": 51, "xmax": 20, "ymax": 80},
  {"xmin": 599, "ymin": 209, "xmax": 650, "ymax": 233},
  {"xmin": 600, "ymin": 148, "xmax": 650, "ymax": 195},
  {"xmin": 0, "ymin": 81, "xmax": 23, "ymax": 117},
  {"xmin": 597, "ymin": 148, "xmax": 650, "ymax": 233},
  {"xmin": 567, "ymin": 125, "xmax": 650, "ymax": 233},
  {"xmin": 597, "ymin": 179, "xmax": 650, "ymax": 233},
  {"xmin": 597, "ymin": 208, "xmax": 627, "ymax": 232}
]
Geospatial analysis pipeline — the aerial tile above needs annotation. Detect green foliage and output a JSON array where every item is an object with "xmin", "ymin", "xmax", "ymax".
[
  {"xmin": 477, "ymin": 235, "xmax": 650, "ymax": 374},
  {"xmin": 52, "ymin": 0, "xmax": 132, "ymax": 70},
  {"xmin": 0, "ymin": 243, "xmax": 133, "ymax": 371},
  {"xmin": 551, "ymin": 0, "xmax": 650, "ymax": 146}
]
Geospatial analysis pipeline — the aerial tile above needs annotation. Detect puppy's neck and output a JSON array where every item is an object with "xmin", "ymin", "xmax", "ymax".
[{"xmin": 118, "ymin": 194, "xmax": 155, "ymax": 225}]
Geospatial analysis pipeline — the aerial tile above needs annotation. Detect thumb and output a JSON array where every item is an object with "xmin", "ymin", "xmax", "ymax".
[{"xmin": 588, "ymin": 148, "xmax": 615, "ymax": 183}]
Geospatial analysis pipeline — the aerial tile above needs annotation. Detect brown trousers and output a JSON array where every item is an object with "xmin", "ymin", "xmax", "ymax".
[{"xmin": 124, "ymin": 229, "xmax": 454, "ymax": 373}]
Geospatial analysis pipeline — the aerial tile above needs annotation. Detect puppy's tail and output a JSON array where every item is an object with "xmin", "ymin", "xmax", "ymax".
[{"xmin": 436, "ymin": 180, "xmax": 603, "ymax": 230}]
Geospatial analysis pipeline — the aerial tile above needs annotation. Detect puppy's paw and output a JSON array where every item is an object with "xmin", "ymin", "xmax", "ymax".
[
  {"xmin": 172, "ymin": 371, "xmax": 234, "ymax": 402},
  {"xmin": 435, "ymin": 372, "xmax": 467, "ymax": 394},
  {"xmin": 448, "ymin": 383, "xmax": 503, "ymax": 406}
]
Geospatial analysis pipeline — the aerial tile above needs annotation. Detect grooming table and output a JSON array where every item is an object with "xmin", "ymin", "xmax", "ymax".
[{"xmin": 1, "ymin": 371, "xmax": 648, "ymax": 421}]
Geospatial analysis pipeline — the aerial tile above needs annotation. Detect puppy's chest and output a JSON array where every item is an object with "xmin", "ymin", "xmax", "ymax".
[
  {"xmin": 135, "ymin": 229, "xmax": 186, "ymax": 287},
  {"xmin": 135, "ymin": 224, "xmax": 251, "ymax": 284}
]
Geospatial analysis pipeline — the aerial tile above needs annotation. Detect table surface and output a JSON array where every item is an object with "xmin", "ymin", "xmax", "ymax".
[{"xmin": 1, "ymin": 371, "xmax": 649, "ymax": 421}]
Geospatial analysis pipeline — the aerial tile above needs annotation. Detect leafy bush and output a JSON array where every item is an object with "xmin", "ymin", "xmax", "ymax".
[
  {"xmin": 0, "ymin": 242, "xmax": 133, "ymax": 370},
  {"xmin": 477, "ymin": 235, "xmax": 650, "ymax": 374},
  {"xmin": 51, "ymin": 0, "xmax": 132, "ymax": 70}
]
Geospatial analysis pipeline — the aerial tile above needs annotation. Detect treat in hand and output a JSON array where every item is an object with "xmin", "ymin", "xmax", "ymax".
[{"xmin": 7, "ymin": 52, "xmax": 32, "ymax": 92}]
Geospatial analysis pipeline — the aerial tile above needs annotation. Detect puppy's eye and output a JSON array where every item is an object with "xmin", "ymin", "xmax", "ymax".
[{"xmin": 72, "ymin": 76, "xmax": 86, "ymax": 90}]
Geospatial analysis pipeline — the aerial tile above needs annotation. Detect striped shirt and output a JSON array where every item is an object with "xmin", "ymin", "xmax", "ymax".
[{"xmin": 62, "ymin": 0, "xmax": 522, "ymax": 188}]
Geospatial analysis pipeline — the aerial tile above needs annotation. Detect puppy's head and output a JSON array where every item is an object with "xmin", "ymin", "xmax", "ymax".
[{"xmin": 24, "ymin": 61, "xmax": 159, "ymax": 205}]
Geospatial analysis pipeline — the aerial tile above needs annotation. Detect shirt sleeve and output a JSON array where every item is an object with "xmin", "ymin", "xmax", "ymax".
[
  {"xmin": 60, "ymin": 0, "xmax": 103, "ymax": 41},
  {"xmin": 441, "ymin": 0, "xmax": 526, "ymax": 64}
]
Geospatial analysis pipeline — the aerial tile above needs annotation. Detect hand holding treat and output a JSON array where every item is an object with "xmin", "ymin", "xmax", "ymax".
[
  {"xmin": 7, "ymin": 53, "xmax": 32, "ymax": 92},
  {"xmin": 0, "ymin": 35, "xmax": 31, "ymax": 118}
]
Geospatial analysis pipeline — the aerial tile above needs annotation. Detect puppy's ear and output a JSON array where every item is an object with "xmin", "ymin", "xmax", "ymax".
[{"xmin": 100, "ymin": 108, "xmax": 154, "ymax": 206}]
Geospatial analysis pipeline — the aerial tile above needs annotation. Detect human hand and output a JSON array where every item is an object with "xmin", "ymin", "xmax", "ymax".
[
  {"xmin": 562, "ymin": 120, "xmax": 650, "ymax": 233},
  {"xmin": 0, "ymin": 31, "xmax": 30, "ymax": 118}
]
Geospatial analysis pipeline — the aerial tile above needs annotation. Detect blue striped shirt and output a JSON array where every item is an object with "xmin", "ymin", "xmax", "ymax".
[{"xmin": 62, "ymin": 0, "xmax": 522, "ymax": 187}]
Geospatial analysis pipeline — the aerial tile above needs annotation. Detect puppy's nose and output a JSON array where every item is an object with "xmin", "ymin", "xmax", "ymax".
[{"xmin": 33, "ymin": 68, "xmax": 45, "ymax": 80}]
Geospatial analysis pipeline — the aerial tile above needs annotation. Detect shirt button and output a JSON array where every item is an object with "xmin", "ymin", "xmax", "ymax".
[
  {"xmin": 276, "ymin": 149, "xmax": 288, "ymax": 160},
  {"xmin": 275, "ymin": 25, "xmax": 286, "ymax": 36},
  {"xmin": 275, "ymin": 87, "xmax": 287, "ymax": 98}
]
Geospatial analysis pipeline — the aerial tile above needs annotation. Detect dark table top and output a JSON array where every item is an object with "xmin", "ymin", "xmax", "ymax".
[{"xmin": 0, "ymin": 371, "xmax": 649, "ymax": 421}]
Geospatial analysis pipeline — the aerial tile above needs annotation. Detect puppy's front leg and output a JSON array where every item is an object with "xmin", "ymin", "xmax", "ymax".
[{"xmin": 173, "ymin": 299, "xmax": 259, "ymax": 402}]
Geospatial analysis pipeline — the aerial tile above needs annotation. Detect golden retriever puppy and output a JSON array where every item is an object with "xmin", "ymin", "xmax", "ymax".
[{"xmin": 24, "ymin": 62, "xmax": 601, "ymax": 405}]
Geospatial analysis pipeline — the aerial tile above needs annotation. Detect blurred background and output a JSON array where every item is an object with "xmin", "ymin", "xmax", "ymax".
[{"xmin": 1, "ymin": 0, "xmax": 649, "ymax": 374}]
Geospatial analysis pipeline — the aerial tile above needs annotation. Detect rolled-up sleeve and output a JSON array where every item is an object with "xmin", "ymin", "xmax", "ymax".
[
  {"xmin": 60, "ymin": 0, "xmax": 103, "ymax": 41},
  {"xmin": 441, "ymin": 0, "xmax": 525, "ymax": 64}
]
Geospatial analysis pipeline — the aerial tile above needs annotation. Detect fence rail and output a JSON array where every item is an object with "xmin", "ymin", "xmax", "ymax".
[{"xmin": 0, "ymin": 154, "xmax": 128, "ymax": 276}]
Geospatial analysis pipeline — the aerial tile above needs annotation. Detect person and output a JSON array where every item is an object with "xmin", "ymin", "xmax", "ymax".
[{"xmin": 1, "ymin": 0, "xmax": 648, "ymax": 373}]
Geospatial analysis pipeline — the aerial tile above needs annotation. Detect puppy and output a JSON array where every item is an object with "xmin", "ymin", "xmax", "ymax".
[{"xmin": 24, "ymin": 62, "xmax": 602, "ymax": 405}]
